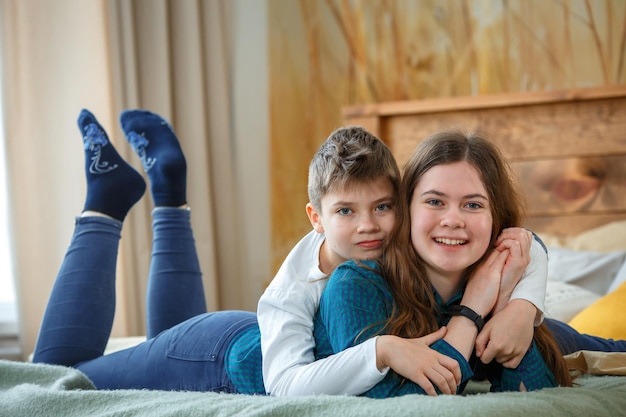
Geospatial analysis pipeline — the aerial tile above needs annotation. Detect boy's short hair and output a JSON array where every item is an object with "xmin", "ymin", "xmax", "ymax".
[{"xmin": 307, "ymin": 126, "xmax": 400, "ymax": 211}]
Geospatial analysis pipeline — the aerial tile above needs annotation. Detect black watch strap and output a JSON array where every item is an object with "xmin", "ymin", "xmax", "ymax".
[{"xmin": 448, "ymin": 305, "xmax": 484, "ymax": 333}]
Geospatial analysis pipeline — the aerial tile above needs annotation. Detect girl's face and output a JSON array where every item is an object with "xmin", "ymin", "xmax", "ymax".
[{"xmin": 409, "ymin": 161, "xmax": 493, "ymax": 285}]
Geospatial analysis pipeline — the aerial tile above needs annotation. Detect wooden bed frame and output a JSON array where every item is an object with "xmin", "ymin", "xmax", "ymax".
[{"xmin": 342, "ymin": 85, "xmax": 626, "ymax": 237}]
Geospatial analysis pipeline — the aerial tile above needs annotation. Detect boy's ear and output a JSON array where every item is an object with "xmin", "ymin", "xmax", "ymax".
[{"xmin": 306, "ymin": 203, "xmax": 325, "ymax": 233}]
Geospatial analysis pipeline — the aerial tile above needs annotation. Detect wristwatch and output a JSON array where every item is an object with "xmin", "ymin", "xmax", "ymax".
[{"xmin": 448, "ymin": 305, "xmax": 484, "ymax": 332}]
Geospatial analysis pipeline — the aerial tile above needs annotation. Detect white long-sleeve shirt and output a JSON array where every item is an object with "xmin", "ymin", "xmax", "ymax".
[
  {"xmin": 258, "ymin": 231, "xmax": 387, "ymax": 396},
  {"xmin": 257, "ymin": 230, "xmax": 547, "ymax": 396}
]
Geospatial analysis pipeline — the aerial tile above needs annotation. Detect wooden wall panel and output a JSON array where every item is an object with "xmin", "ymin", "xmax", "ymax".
[
  {"xmin": 513, "ymin": 156, "xmax": 626, "ymax": 215},
  {"xmin": 525, "ymin": 214, "xmax": 626, "ymax": 237},
  {"xmin": 345, "ymin": 86, "xmax": 626, "ymax": 167}
]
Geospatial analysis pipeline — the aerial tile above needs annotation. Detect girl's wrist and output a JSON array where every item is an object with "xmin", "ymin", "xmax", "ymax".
[
  {"xmin": 458, "ymin": 297, "xmax": 491, "ymax": 318},
  {"xmin": 449, "ymin": 305, "xmax": 484, "ymax": 332}
]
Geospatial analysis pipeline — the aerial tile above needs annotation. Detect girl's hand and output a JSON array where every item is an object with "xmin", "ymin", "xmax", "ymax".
[
  {"xmin": 475, "ymin": 299, "xmax": 536, "ymax": 367},
  {"xmin": 493, "ymin": 228, "xmax": 532, "ymax": 313},
  {"xmin": 376, "ymin": 327, "xmax": 462, "ymax": 396},
  {"xmin": 462, "ymin": 248, "xmax": 509, "ymax": 317}
]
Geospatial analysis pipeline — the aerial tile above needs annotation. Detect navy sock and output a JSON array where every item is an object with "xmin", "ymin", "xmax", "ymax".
[
  {"xmin": 120, "ymin": 110, "xmax": 187, "ymax": 207},
  {"xmin": 79, "ymin": 109, "xmax": 146, "ymax": 221}
]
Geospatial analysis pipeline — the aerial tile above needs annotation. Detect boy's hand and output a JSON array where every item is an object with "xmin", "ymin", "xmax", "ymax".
[
  {"xmin": 493, "ymin": 228, "xmax": 532, "ymax": 313},
  {"xmin": 377, "ymin": 328, "xmax": 462, "ymax": 396},
  {"xmin": 475, "ymin": 299, "xmax": 536, "ymax": 367}
]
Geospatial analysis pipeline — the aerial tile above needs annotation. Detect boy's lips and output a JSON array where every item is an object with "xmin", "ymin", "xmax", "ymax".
[{"xmin": 357, "ymin": 239, "xmax": 384, "ymax": 250}]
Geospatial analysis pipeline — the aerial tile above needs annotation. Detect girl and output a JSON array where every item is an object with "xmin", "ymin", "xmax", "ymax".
[{"xmin": 313, "ymin": 130, "xmax": 573, "ymax": 397}]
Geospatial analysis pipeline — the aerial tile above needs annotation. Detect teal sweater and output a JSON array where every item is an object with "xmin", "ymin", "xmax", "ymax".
[{"xmin": 313, "ymin": 260, "xmax": 556, "ymax": 398}]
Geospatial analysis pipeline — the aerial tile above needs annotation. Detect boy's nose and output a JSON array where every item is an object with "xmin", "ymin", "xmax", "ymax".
[{"xmin": 357, "ymin": 214, "xmax": 380, "ymax": 232}]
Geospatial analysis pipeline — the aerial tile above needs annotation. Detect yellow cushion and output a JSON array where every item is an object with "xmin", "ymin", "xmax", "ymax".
[{"xmin": 569, "ymin": 280, "xmax": 626, "ymax": 339}]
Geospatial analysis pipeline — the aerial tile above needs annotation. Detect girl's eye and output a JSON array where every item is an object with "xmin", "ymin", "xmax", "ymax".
[
  {"xmin": 426, "ymin": 199, "xmax": 442, "ymax": 206},
  {"xmin": 465, "ymin": 202, "xmax": 483, "ymax": 209},
  {"xmin": 375, "ymin": 203, "xmax": 391, "ymax": 211},
  {"xmin": 337, "ymin": 208, "xmax": 353, "ymax": 215}
]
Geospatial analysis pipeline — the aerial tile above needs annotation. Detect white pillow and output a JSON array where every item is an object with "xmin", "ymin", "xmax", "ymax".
[
  {"xmin": 607, "ymin": 260, "xmax": 626, "ymax": 293},
  {"xmin": 546, "ymin": 246, "xmax": 626, "ymax": 295},
  {"xmin": 539, "ymin": 220, "xmax": 626, "ymax": 321},
  {"xmin": 544, "ymin": 281, "xmax": 601, "ymax": 322}
]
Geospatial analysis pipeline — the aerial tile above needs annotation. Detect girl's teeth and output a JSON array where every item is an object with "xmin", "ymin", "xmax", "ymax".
[{"xmin": 435, "ymin": 238, "xmax": 466, "ymax": 245}]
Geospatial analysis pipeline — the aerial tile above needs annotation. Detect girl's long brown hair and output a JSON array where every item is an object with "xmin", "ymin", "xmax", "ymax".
[{"xmin": 380, "ymin": 130, "xmax": 573, "ymax": 387}]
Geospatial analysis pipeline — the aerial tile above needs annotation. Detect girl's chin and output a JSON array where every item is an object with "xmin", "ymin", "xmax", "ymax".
[
  {"xmin": 431, "ymin": 247, "xmax": 482, "ymax": 266},
  {"xmin": 433, "ymin": 259, "xmax": 475, "ymax": 274}
]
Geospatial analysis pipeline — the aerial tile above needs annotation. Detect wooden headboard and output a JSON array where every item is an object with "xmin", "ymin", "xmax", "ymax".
[{"xmin": 343, "ymin": 85, "xmax": 626, "ymax": 237}]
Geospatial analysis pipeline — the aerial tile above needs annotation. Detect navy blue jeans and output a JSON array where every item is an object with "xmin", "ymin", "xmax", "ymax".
[
  {"xmin": 32, "ymin": 209, "xmax": 255, "ymax": 391},
  {"xmin": 545, "ymin": 318, "xmax": 626, "ymax": 355}
]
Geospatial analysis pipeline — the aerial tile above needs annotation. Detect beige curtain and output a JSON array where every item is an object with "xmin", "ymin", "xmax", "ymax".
[
  {"xmin": 105, "ymin": 0, "xmax": 238, "ymax": 335},
  {"xmin": 0, "ymin": 0, "xmax": 243, "ymax": 359}
]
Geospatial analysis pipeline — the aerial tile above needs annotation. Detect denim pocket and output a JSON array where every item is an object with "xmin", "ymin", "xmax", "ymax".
[{"xmin": 166, "ymin": 311, "xmax": 257, "ymax": 362}]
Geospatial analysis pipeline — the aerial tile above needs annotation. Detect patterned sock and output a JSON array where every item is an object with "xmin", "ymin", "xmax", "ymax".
[
  {"xmin": 79, "ymin": 109, "xmax": 146, "ymax": 221},
  {"xmin": 120, "ymin": 110, "xmax": 187, "ymax": 207}
]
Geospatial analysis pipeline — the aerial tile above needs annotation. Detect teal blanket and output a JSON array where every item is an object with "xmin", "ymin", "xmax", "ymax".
[{"xmin": 1, "ymin": 359, "xmax": 625, "ymax": 417}]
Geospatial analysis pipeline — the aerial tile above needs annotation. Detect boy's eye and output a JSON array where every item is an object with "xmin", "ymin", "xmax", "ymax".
[
  {"xmin": 337, "ymin": 208, "xmax": 353, "ymax": 215},
  {"xmin": 375, "ymin": 203, "xmax": 391, "ymax": 211}
]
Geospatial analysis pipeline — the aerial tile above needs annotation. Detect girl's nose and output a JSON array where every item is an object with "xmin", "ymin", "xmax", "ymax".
[{"xmin": 440, "ymin": 209, "xmax": 465, "ymax": 229}]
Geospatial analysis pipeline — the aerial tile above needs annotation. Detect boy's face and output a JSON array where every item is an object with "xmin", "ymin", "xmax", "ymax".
[{"xmin": 306, "ymin": 178, "xmax": 396, "ymax": 274}]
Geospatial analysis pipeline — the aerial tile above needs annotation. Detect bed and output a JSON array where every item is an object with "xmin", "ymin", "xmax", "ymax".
[{"xmin": 2, "ymin": 85, "xmax": 626, "ymax": 416}]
